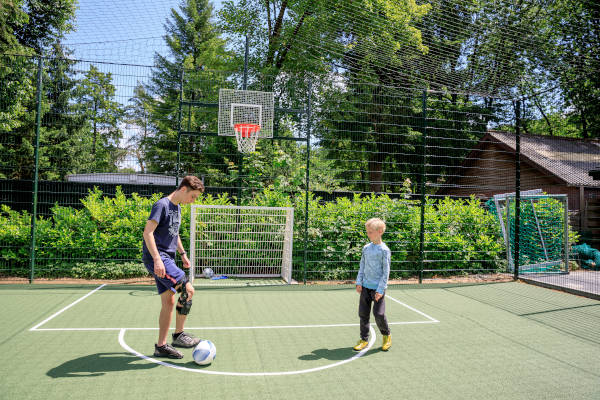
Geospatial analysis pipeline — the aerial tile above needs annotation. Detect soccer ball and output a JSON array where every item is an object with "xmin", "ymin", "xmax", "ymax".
[
  {"xmin": 203, "ymin": 267, "xmax": 214, "ymax": 278},
  {"xmin": 193, "ymin": 340, "xmax": 216, "ymax": 365}
]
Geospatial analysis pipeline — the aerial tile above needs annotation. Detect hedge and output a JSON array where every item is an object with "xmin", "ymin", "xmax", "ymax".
[{"xmin": 0, "ymin": 186, "xmax": 509, "ymax": 279}]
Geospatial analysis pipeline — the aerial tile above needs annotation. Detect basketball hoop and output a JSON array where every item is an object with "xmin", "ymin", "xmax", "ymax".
[{"xmin": 234, "ymin": 123, "xmax": 261, "ymax": 153}]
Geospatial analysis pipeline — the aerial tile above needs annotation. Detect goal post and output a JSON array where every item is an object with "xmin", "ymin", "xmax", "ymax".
[
  {"xmin": 498, "ymin": 193, "xmax": 569, "ymax": 274},
  {"xmin": 189, "ymin": 205, "xmax": 294, "ymax": 284}
]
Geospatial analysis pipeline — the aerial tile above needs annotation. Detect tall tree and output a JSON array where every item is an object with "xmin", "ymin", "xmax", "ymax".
[
  {"xmin": 0, "ymin": 0, "xmax": 79, "ymax": 179},
  {"xmin": 143, "ymin": 0, "xmax": 231, "ymax": 175},
  {"xmin": 546, "ymin": 0, "xmax": 600, "ymax": 138},
  {"xmin": 74, "ymin": 65, "xmax": 125, "ymax": 172},
  {"xmin": 124, "ymin": 84, "xmax": 154, "ymax": 173},
  {"xmin": 4, "ymin": 0, "xmax": 77, "ymax": 54}
]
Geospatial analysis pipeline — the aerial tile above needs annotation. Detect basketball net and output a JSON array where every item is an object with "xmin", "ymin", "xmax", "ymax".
[{"xmin": 234, "ymin": 123, "xmax": 261, "ymax": 153}]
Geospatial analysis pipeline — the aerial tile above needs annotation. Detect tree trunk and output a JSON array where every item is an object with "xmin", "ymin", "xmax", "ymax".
[{"xmin": 369, "ymin": 155, "xmax": 383, "ymax": 193}]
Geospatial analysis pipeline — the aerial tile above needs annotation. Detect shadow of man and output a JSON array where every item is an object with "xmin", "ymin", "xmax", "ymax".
[{"xmin": 47, "ymin": 352, "xmax": 157, "ymax": 378}]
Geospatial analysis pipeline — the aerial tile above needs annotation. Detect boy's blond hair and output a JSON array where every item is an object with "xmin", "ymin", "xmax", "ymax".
[{"xmin": 365, "ymin": 218, "xmax": 386, "ymax": 233}]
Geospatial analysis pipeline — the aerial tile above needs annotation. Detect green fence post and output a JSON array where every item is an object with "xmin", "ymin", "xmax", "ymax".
[
  {"xmin": 176, "ymin": 68, "xmax": 184, "ymax": 188},
  {"xmin": 418, "ymin": 90, "xmax": 427, "ymax": 284},
  {"xmin": 29, "ymin": 56, "xmax": 44, "ymax": 283},
  {"xmin": 514, "ymin": 100, "xmax": 521, "ymax": 280},
  {"xmin": 303, "ymin": 78, "xmax": 312, "ymax": 285}
]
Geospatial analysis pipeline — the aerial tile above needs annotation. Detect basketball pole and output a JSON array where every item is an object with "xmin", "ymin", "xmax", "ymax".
[{"xmin": 235, "ymin": 34, "xmax": 250, "ymax": 206}]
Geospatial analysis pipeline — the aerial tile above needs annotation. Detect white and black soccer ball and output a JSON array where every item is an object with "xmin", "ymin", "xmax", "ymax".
[
  {"xmin": 193, "ymin": 340, "xmax": 216, "ymax": 365},
  {"xmin": 203, "ymin": 267, "xmax": 214, "ymax": 278}
]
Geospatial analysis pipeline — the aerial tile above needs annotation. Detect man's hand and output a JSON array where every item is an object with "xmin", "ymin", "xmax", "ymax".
[
  {"xmin": 374, "ymin": 292, "xmax": 383, "ymax": 302},
  {"xmin": 356, "ymin": 285, "xmax": 362, "ymax": 293},
  {"xmin": 153, "ymin": 257, "xmax": 165, "ymax": 278}
]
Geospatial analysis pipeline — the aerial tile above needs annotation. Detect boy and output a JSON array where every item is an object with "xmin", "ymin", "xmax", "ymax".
[
  {"xmin": 142, "ymin": 175, "xmax": 204, "ymax": 359},
  {"xmin": 353, "ymin": 218, "xmax": 392, "ymax": 352}
]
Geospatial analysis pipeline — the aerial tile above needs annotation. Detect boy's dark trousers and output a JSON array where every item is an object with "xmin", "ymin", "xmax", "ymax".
[{"xmin": 359, "ymin": 287, "xmax": 390, "ymax": 340}]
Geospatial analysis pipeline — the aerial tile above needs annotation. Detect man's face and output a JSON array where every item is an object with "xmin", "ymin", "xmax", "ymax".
[{"xmin": 181, "ymin": 188, "xmax": 202, "ymax": 204}]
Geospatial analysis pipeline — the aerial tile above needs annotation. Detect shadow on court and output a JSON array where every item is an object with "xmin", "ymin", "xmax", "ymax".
[
  {"xmin": 47, "ymin": 352, "xmax": 158, "ymax": 378},
  {"xmin": 298, "ymin": 347, "xmax": 379, "ymax": 361}
]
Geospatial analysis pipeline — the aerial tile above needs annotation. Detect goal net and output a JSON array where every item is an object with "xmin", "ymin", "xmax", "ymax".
[
  {"xmin": 189, "ymin": 205, "xmax": 294, "ymax": 284},
  {"xmin": 489, "ymin": 192, "xmax": 569, "ymax": 274}
]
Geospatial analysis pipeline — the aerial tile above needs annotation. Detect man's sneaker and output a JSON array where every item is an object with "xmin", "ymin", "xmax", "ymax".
[
  {"xmin": 172, "ymin": 331, "xmax": 201, "ymax": 348},
  {"xmin": 353, "ymin": 339, "xmax": 369, "ymax": 351},
  {"xmin": 382, "ymin": 334, "xmax": 392, "ymax": 351},
  {"xmin": 154, "ymin": 343, "xmax": 183, "ymax": 359}
]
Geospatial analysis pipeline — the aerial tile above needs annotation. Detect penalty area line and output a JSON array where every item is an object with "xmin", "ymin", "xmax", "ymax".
[
  {"xmin": 32, "ymin": 320, "xmax": 439, "ymax": 332},
  {"xmin": 385, "ymin": 294, "xmax": 439, "ymax": 323},
  {"xmin": 29, "ymin": 284, "xmax": 106, "ymax": 331}
]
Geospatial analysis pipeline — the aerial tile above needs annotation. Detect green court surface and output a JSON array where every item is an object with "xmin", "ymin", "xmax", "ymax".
[{"xmin": 1, "ymin": 282, "xmax": 599, "ymax": 400}]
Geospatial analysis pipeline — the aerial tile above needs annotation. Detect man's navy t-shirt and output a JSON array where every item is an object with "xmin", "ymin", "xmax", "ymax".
[{"xmin": 142, "ymin": 197, "xmax": 181, "ymax": 260}]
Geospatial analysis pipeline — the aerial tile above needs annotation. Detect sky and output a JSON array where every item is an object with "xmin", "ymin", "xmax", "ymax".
[
  {"xmin": 63, "ymin": 0, "xmax": 225, "ymax": 65},
  {"xmin": 62, "ymin": 0, "xmax": 224, "ymax": 168}
]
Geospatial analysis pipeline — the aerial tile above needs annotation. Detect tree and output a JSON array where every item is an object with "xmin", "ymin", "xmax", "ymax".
[
  {"xmin": 143, "ymin": 0, "xmax": 231, "ymax": 175},
  {"xmin": 74, "ymin": 65, "xmax": 125, "ymax": 172},
  {"xmin": 546, "ymin": 0, "xmax": 600, "ymax": 138},
  {"xmin": 0, "ymin": 1, "xmax": 28, "ymax": 53},
  {"xmin": 0, "ymin": 0, "xmax": 79, "ymax": 180},
  {"xmin": 124, "ymin": 84, "xmax": 154, "ymax": 173}
]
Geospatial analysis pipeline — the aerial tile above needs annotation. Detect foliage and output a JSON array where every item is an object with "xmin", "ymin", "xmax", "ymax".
[
  {"xmin": 73, "ymin": 65, "xmax": 125, "ymax": 172},
  {"xmin": 0, "ymin": 188, "xmax": 508, "ymax": 280}
]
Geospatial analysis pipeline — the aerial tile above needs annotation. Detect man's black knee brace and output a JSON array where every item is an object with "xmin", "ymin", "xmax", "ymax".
[{"xmin": 176, "ymin": 277, "xmax": 192, "ymax": 315}]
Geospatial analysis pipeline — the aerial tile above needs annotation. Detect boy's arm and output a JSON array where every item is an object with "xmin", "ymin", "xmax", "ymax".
[
  {"xmin": 177, "ymin": 235, "xmax": 190, "ymax": 269},
  {"xmin": 143, "ymin": 219, "xmax": 166, "ymax": 277},
  {"xmin": 376, "ymin": 248, "xmax": 391, "ymax": 294},
  {"xmin": 356, "ymin": 250, "xmax": 365, "ymax": 287}
]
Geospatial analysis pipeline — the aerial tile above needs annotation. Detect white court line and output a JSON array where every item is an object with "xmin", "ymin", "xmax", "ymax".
[
  {"xmin": 32, "ymin": 293, "xmax": 439, "ymax": 332},
  {"xmin": 386, "ymin": 293, "xmax": 439, "ymax": 323},
  {"xmin": 29, "ymin": 284, "xmax": 106, "ymax": 331},
  {"xmin": 118, "ymin": 325, "xmax": 376, "ymax": 376},
  {"xmin": 33, "ymin": 320, "xmax": 438, "ymax": 332}
]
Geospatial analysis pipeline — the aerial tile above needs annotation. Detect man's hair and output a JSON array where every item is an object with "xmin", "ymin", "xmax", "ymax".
[
  {"xmin": 178, "ymin": 175, "xmax": 204, "ymax": 192},
  {"xmin": 365, "ymin": 218, "xmax": 386, "ymax": 233}
]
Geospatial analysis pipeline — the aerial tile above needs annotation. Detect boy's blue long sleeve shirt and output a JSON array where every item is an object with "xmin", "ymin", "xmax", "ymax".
[{"xmin": 356, "ymin": 242, "xmax": 391, "ymax": 294}]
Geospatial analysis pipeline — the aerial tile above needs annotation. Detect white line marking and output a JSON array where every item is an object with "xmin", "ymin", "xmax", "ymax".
[
  {"xmin": 118, "ymin": 326, "xmax": 376, "ymax": 376},
  {"xmin": 29, "ymin": 284, "xmax": 106, "ymax": 331},
  {"xmin": 31, "ymin": 294, "xmax": 439, "ymax": 332},
  {"xmin": 33, "ymin": 320, "xmax": 438, "ymax": 332},
  {"xmin": 385, "ymin": 294, "xmax": 439, "ymax": 323}
]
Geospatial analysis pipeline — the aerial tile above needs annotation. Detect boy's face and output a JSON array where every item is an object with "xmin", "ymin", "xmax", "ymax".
[
  {"xmin": 366, "ymin": 226, "xmax": 383, "ymax": 242},
  {"xmin": 180, "ymin": 188, "xmax": 202, "ymax": 204}
]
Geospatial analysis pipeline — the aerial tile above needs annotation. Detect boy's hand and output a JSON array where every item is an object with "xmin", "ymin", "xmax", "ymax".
[
  {"xmin": 356, "ymin": 285, "xmax": 362, "ymax": 293},
  {"xmin": 182, "ymin": 253, "xmax": 190, "ymax": 269},
  {"xmin": 153, "ymin": 257, "xmax": 165, "ymax": 278},
  {"xmin": 374, "ymin": 292, "xmax": 383, "ymax": 302}
]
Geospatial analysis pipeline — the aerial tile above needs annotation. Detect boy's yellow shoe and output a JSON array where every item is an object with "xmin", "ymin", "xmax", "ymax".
[
  {"xmin": 382, "ymin": 334, "xmax": 392, "ymax": 351},
  {"xmin": 353, "ymin": 339, "xmax": 368, "ymax": 351}
]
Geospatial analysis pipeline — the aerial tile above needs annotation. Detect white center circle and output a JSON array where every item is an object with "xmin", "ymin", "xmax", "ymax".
[{"xmin": 118, "ymin": 325, "xmax": 376, "ymax": 376}]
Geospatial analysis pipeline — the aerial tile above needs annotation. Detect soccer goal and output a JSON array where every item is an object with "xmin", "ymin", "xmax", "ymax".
[
  {"xmin": 189, "ymin": 205, "xmax": 294, "ymax": 284},
  {"xmin": 491, "ymin": 191, "xmax": 569, "ymax": 274}
]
